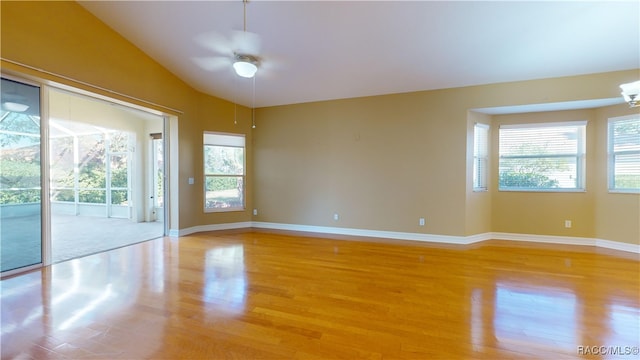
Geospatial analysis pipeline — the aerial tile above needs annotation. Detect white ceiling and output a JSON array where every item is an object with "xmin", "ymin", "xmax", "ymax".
[{"xmin": 79, "ymin": 1, "xmax": 639, "ymax": 109}]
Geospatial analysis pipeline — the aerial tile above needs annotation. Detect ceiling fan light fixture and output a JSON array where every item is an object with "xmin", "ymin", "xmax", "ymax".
[
  {"xmin": 2, "ymin": 101, "xmax": 29, "ymax": 112},
  {"xmin": 620, "ymin": 80, "xmax": 640, "ymax": 107},
  {"xmin": 233, "ymin": 54, "xmax": 258, "ymax": 78}
]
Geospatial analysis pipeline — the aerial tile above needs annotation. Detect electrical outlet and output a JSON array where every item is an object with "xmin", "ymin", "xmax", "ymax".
[
  {"xmin": 188, "ymin": 177, "xmax": 194, "ymax": 185},
  {"xmin": 565, "ymin": 220, "xmax": 572, "ymax": 228},
  {"xmin": 419, "ymin": 218, "xmax": 425, "ymax": 226},
  {"xmin": 253, "ymin": 209, "xmax": 258, "ymax": 216},
  {"xmin": 333, "ymin": 213, "xmax": 339, "ymax": 221}
]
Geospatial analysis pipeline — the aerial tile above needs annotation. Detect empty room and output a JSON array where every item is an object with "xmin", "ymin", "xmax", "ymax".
[{"xmin": 1, "ymin": 1, "xmax": 638, "ymax": 359}]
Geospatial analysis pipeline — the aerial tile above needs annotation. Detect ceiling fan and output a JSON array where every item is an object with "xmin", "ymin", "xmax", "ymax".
[{"xmin": 193, "ymin": 0, "xmax": 262, "ymax": 78}]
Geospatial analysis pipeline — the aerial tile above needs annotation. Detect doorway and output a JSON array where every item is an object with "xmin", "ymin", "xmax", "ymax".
[
  {"xmin": 48, "ymin": 88, "xmax": 165, "ymax": 263},
  {"xmin": 1, "ymin": 76, "xmax": 170, "ymax": 274}
]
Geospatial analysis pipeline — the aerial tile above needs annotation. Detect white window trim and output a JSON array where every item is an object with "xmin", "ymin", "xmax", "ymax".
[
  {"xmin": 500, "ymin": 120, "xmax": 587, "ymax": 130},
  {"xmin": 203, "ymin": 132, "xmax": 246, "ymax": 212},
  {"xmin": 608, "ymin": 115, "xmax": 640, "ymax": 193},
  {"xmin": 473, "ymin": 123, "xmax": 489, "ymax": 192}
]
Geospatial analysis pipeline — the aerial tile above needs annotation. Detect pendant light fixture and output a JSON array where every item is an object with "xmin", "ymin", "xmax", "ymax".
[
  {"xmin": 231, "ymin": 0, "xmax": 258, "ymax": 129},
  {"xmin": 1, "ymin": 79, "xmax": 30, "ymax": 112},
  {"xmin": 233, "ymin": 54, "xmax": 258, "ymax": 78},
  {"xmin": 620, "ymin": 80, "xmax": 640, "ymax": 107},
  {"xmin": 2, "ymin": 101, "xmax": 29, "ymax": 112}
]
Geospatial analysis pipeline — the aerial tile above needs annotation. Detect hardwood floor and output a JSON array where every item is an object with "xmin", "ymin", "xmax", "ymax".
[{"xmin": 1, "ymin": 230, "xmax": 639, "ymax": 359}]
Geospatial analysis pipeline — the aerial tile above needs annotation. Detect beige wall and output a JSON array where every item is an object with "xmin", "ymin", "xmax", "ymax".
[
  {"xmin": 256, "ymin": 76, "xmax": 639, "ymax": 243},
  {"xmin": 466, "ymin": 111, "xmax": 492, "ymax": 235},
  {"xmin": 490, "ymin": 105, "xmax": 639, "ymax": 244},
  {"xmin": 490, "ymin": 109, "xmax": 597, "ymax": 238},
  {"xmin": 594, "ymin": 105, "xmax": 640, "ymax": 245},
  {"xmin": 1, "ymin": 1, "xmax": 254, "ymax": 230},
  {"xmin": 2, "ymin": 1, "xmax": 638, "ymax": 245},
  {"xmin": 254, "ymin": 93, "xmax": 469, "ymax": 235}
]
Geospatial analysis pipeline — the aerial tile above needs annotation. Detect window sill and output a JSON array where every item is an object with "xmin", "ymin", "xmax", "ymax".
[
  {"xmin": 204, "ymin": 207, "xmax": 246, "ymax": 213},
  {"xmin": 498, "ymin": 188, "xmax": 587, "ymax": 193},
  {"xmin": 608, "ymin": 190, "xmax": 640, "ymax": 194}
]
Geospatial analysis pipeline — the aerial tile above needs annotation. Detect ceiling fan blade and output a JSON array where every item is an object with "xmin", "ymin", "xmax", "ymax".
[
  {"xmin": 230, "ymin": 30, "xmax": 261, "ymax": 55},
  {"xmin": 255, "ymin": 51, "xmax": 288, "ymax": 79},
  {"xmin": 194, "ymin": 31, "xmax": 233, "ymax": 55},
  {"xmin": 192, "ymin": 56, "xmax": 232, "ymax": 72}
]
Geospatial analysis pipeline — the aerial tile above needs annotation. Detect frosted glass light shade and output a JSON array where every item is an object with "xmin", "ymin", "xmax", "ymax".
[
  {"xmin": 620, "ymin": 80, "xmax": 640, "ymax": 107},
  {"xmin": 233, "ymin": 60, "xmax": 258, "ymax": 78}
]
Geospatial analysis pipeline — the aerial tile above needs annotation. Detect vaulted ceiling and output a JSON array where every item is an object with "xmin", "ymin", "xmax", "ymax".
[{"xmin": 79, "ymin": 1, "xmax": 639, "ymax": 108}]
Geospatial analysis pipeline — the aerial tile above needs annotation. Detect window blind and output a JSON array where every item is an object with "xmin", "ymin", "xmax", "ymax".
[
  {"xmin": 608, "ymin": 115, "xmax": 640, "ymax": 192},
  {"xmin": 499, "ymin": 121, "xmax": 586, "ymax": 191}
]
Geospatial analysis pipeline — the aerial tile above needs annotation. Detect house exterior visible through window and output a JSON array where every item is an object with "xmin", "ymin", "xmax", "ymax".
[
  {"xmin": 608, "ymin": 115, "xmax": 640, "ymax": 192},
  {"xmin": 498, "ymin": 121, "xmax": 586, "ymax": 191},
  {"xmin": 203, "ymin": 132, "xmax": 245, "ymax": 212},
  {"xmin": 473, "ymin": 123, "xmax": 489, "ymax": 191}
]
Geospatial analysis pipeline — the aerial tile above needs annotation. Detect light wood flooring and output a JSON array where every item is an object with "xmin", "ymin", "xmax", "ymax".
[{"xmin": 1, "ymin": 230, "xmax": 639, "ymax": 359}]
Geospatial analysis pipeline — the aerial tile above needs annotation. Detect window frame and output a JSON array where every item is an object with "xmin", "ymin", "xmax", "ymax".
[
  {"xmin": 498, "ymin": 121, "xmax": 587, "ymax": 192},
  {"xmin": 608, "ymin": 115, "xmax": 640, "ymax": 193},
  {"xmin": 203, "ymin": 132, "xmax": 246, "ymax": 213},
  {"xmin": 473, "ymin": 123, "xmax": 490, "ymax": 192}
]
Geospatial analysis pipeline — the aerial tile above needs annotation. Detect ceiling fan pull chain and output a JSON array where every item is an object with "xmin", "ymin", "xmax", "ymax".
[{"xmin": 252, "ymin": 76, "xmax": 256, "ymax": 129}]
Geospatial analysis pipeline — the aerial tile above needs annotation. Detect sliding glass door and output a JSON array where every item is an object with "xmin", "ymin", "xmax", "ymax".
[
  {"xmin": 0, "ymin": 78, "xmax": 42, "ymax": 272},
  {"xmin": 2, "ymin": 76, "xmax": 168, "ymax": 274}
]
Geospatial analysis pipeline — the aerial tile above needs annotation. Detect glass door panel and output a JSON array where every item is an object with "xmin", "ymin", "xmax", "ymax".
[
  {"xmin": 0, "ymin": 78, "xmax": 42, "ymax": 272},
  {"xmin": 109, "ymin": 152, "xmax": 130, "ymax": 218}
]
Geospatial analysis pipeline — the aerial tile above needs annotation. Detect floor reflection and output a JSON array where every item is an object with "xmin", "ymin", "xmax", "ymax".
[
  {"xmin": 1, "ymin": 240, "xmax": 169, "ymax": 359},
  {"xmin": 47, "ymin": 252, "xmax": 141, "ymax": 331},
  {"xmin": 493, "ymin": 283, "xmax": 578, "ymax": 352},
  {"xmin": 202, "ymin": 245, "xmax": 246, "ymax": 316},
  {"xmin": 0, "ymin": 271, "xmax": 42, "ymax": 338},
  {"xmin": 470, "ymin": 278, "xmax": 640, "ymax": 358},
  {"xmin": 608, "ymin": 304, "xmax": 640, "ymax": 347}
]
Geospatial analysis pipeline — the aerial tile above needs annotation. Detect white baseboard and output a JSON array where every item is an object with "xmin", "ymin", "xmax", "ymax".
[
  {"xmin": 252, "ymin": 221, "xmax": 474, "ymax": 244},
  {"xmin": 595, "ymin": 238, "xmax": 640, "ymax": 254},
  {"xmin": 171, "ymin": 221, "xmax": 640, "ymax": 254},
  {"xmin": 490, "ymin": 232, "xmax": 640, "ymax": 254},
  {"xmin": 169, "ymin": 221, "xmax": 252, "ymax": 237},
  {"xmin": 490, "ymin": 232, "xmax": 597, "ymax": 247}
]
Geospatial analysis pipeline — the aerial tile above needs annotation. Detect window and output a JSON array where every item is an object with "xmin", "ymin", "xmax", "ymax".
[
  {"xmin": 203, "ymin": 132, "xmax": 245, "ymax": 212},
  {"xmin": 608, "ymin": 115, "xmax": 640, "ymax": 192},
  {"xmin": 49, "ymin": 118, "xmax": 133, "ymax": 217},
  {"xmin": 498, "ymin": 121, "xmax": 586, "ymax": 191},
  {"xmin": 473, "ymin": 123, "xmax": 489, "ymax": 191}
]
